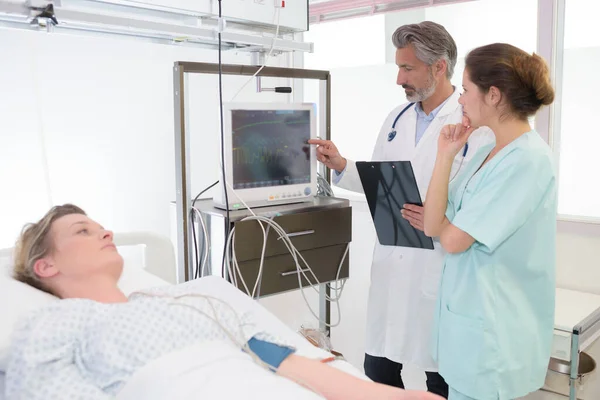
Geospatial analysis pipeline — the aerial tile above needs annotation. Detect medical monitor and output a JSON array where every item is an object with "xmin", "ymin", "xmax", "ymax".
[{"xmin": 213, "ymin": 102, "xmax": 318, "ymax": 210}]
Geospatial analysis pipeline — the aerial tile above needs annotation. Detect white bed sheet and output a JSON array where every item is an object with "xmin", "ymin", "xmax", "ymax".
[
  {"xmin": 1, "ymin": 276, "xmax": 365, "ymax": 400},
  {"xmin": 116, "ymin": 275, "xmax": 367, "ymax": 399}
]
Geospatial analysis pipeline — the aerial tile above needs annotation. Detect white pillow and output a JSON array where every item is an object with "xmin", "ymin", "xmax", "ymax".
[{"xmin": 0, "ymin": 248, "xmax": 171, "ymax": 372}]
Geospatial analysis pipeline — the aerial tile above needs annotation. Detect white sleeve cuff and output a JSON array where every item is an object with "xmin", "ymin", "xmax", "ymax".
[{"xmin": 332, "ymin": 166, "xmax": 347, "ymax": 185}]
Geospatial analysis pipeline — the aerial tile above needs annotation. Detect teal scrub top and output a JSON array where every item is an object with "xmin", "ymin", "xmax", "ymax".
[{"xmin": 431, "ymin": 131, "xmax": 557, "ymax": 400}]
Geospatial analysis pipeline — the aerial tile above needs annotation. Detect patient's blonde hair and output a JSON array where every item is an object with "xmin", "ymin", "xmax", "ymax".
[{"xmin": 13, "ymin": 204, "xmax": 86, "ymax": 295}]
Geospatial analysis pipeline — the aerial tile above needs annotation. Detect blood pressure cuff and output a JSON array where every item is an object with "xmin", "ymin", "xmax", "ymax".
[{"xmin": 246, "ymin": 337, "xmax": 296, "ymax": 369}]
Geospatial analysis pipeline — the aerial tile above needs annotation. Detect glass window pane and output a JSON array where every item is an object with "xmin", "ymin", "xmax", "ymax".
[
  {"xmin": 423, "ymin": 0, "xmax": 538, "ymax": 90},
  {"xmin": 304, "ymin": 15, "xmax": 386, "ymax": 70},
  {"xmin": 303, "ymin": 0, "xmax": 538, "ymax": 169},
  {"xmin": 302, "ymin": 15, "xmax": 387, "ymax": 150},
  {"xmin": 557, "ymin": 0, "xmax": 600, "ymax": 218}
]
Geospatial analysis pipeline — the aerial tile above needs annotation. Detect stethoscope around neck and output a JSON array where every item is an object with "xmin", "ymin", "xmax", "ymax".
[
  {"xmin": 387, "ymin": 102, "xmax": 469, "ymax": 181},
  {"xmin": 387, "ymin": 102, "xmax": 416, "ymax": 143}
]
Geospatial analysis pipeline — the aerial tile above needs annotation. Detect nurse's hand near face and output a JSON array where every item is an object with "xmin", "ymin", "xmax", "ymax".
[{"xmin": 438, "ymin": 117, "xmax": 475, "ymax": 158}]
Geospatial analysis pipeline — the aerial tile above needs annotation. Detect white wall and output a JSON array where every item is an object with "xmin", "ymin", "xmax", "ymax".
[
  {"xmin": 0, "ymin": 28, "xmax": 290, "ymax": 250},
  {"xmin": 556, "ymin": 48, "xmax": 600, "ymax": 218},
  {"xmin": 304, "ymin": 15, "xmax": 387, "ymax": 70},
  {"xmin": 556, "ymin": 223, "xmax": 600, "ymax": 295},
  {"xmin": 384, "ymin": 9, "xmax": 425, "ymax": 64}
]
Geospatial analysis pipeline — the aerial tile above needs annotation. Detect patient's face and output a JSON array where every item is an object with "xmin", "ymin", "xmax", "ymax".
[{"xmin": 37, "ymin": 214, "xmax": 124, "ymax": 282}]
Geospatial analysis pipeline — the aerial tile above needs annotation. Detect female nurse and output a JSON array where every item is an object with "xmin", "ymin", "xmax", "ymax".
[{"xmin": 423, "ymin": 43, "xmax": 557, "ymax": 400}]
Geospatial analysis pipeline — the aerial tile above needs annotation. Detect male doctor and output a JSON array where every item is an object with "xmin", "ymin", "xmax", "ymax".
[{"xmin": 309, "ymin": 22, "xmax": 494, "ymax": 398}]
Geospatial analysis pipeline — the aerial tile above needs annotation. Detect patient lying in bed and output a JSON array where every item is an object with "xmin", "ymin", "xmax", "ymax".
[
  {"xmin": 6, "ymin": 204, "xmax": 441, "ymax": 400},
  {"xmin": 7, "ymin": 281, "xmax": 290, "ymax": 398}
]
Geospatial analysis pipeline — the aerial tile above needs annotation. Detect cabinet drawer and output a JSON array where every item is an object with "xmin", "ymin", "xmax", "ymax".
[
  {"xmin": 232, "ymin": 206, "xmax": 352, "ymax": 262},
  {"xmin": 232, "ymin": 244, "xmax": 350, "ymax": 297}
]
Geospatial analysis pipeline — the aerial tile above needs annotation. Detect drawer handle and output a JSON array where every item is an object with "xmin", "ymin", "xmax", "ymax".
[
  {"xmin": 280, "ymin": 268, "xmax": 310, "ymax": 277},
  {"xmin": 278, "ymin": 230, "xmax": 315, "ymax": 239}
]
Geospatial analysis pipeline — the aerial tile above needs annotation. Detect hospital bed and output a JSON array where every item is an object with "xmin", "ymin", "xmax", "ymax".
[
  {"xmin": 0, "ymin": 232, "xmax": 365, "ymax": 399},
  {"xmin": 544, "ymin": 288, "xmax": 600, "ymax": 399}
]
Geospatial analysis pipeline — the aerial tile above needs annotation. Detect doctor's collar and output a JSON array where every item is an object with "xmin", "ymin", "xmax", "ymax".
[{"xmin": 415, "ymin": 97, "xmax": 448, "ymax": 120}]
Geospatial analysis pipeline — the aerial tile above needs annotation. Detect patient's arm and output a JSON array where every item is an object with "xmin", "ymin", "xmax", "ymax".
[
  {"xmin": 5, "ymin": 307, "xmax": 110, "ymax": 400},
  {"xmin": 6, "ymin": 362, "xmax": 111, "ymax": 400},
  {"xmin": 277, "ymin": 355, "xmax": 442, "ymax": 400}
]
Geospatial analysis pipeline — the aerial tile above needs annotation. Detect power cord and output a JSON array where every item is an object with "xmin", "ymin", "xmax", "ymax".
[
  {"xmin": 192, "ymin": 207, "xmax": 210, "ymax": 278},
  {"xmin": 190, "ymin": 209, "xmax": 201, "ymax": 280},
  {"xmin": 190, "ymin": 181, "xmax": 218, "ymax": 279},
  {"xmin": 192, "ymin": 181, "xmax": 219, "ymax": 208},
  {"xmin": 217, "ymin": 0, "xmax": 230, "ymax": 279},
  {"xmin": 317, "ymin": 173, "xmax": 334, "ymax": 197},
  {"xmin": 320, "ymin": 169, "xmax": 345, "ymax": 299},
  {"xmin": 188, "ymin": 178, "xmax": 348, "ymax": 326},
  {"xmin": 130, "ymin": 290, "xmax": 326, "ymax": 396},
  {"xmin": 226, "ymin": 216, "xmax": 349, "ymax": 328},
  {"xmin": 207, "ymin": 4, "xmax": 343, "ymax": 327},
  {"xmin": 221, "ymin": 182, "xmax": 269, "ymax": 297},
  {"xmin": 131, "ymin": 292, "xmax": 276, "ymax": 373},
  {"xmin": 224, "ymin": 182, "xmax": 348, "ymax": 328}
]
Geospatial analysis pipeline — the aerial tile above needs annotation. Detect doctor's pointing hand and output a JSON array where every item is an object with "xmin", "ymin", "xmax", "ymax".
[
  {"xmin": 308, "ymin": 138, "xmax": 427, "ymax": 232},
  {"xmin": 308, "ymin": 139, "xmax": 347, "ymax": 173}
]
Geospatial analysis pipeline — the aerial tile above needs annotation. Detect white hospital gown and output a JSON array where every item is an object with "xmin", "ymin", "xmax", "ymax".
[{"xmin": 5, "ymin": 280, "xmax": 286, "ymax": 399}]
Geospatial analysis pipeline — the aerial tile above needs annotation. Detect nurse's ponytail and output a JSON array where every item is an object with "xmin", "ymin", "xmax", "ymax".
[
  {"xmin": 465, "ymin": 43, "xmax": 555, "ymax": 120},
  {"xmin": 513, "ymin": 52, "xmax": 555, "ymax": 108}
]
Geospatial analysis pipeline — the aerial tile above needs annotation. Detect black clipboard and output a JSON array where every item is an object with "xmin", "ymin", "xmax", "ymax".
[{"xmin": 356, "ymin": 161, "xmax": 434, "ymax": 250}]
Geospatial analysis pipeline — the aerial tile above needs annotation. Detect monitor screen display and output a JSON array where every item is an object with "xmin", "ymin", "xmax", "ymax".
[{"xmin": 231, "ymin": 109, "xmax": 311, "ymax": 190}]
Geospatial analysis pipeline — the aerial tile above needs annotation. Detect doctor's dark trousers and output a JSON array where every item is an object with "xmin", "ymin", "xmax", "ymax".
[{"xmin": 364, "ymin": 354, "xmax": 449, "ymax": 398}]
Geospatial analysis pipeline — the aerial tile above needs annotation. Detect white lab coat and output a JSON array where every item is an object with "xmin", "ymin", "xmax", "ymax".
[{"xmin": 336, "ymin": 90, "xmax": 494, "ymax": 371}]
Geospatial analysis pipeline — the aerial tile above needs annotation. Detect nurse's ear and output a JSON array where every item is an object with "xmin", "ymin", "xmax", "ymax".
[{"xmin": 486, "ymin": 86, "xmax": 503, "ymax": 108}]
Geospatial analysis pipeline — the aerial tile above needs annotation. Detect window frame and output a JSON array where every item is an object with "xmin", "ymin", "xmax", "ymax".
[
  {"xmin": 306, "ymin": 0, "xmax": 599, "ymax": 228},
  {"xmin": 536, "ymin": 0, "xmax": 600, "ymax": 236},
  {"xmin": 537, "ymin": 0, "xmax": 600, "ymax": 233}
]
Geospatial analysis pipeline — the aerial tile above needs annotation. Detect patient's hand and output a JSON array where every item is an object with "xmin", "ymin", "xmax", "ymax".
[{"xmin": 276, "ymin": 354, "xmax": 445, "ymax": 400}]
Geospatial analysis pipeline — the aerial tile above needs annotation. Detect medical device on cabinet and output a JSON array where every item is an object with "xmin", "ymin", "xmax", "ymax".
[
  {"xmin": 212, "ymin": 102, "xmax": 318, "ymax": 211},
  {"xmin": 198, "ymin": 101, "xmax": 349, "ymax": 333},
  {"xmin": 172, "ymin": 61, "xmax": 353, "ymax": 334}
]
